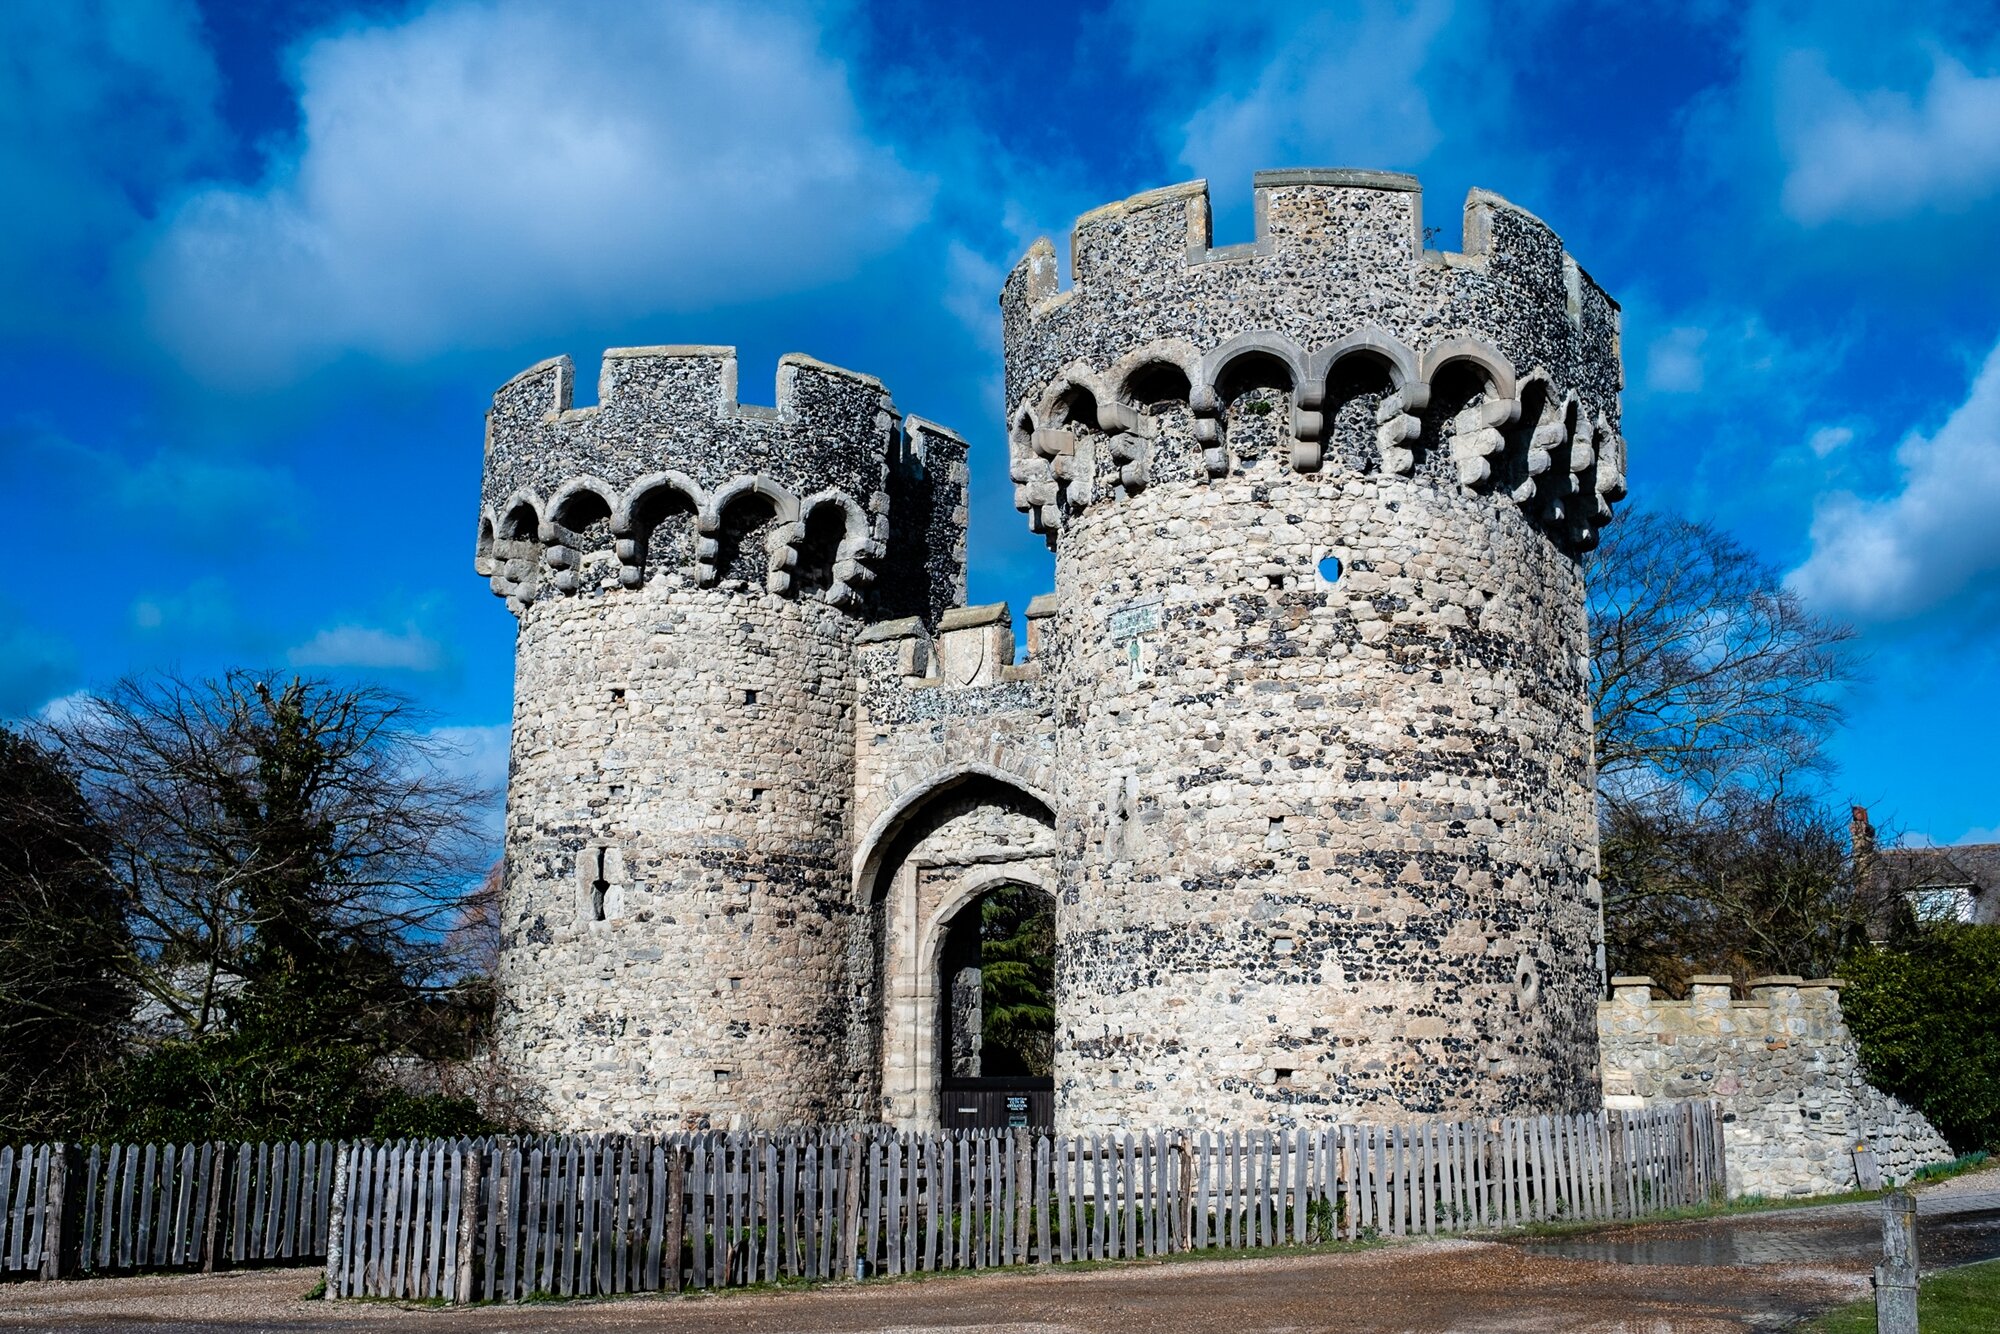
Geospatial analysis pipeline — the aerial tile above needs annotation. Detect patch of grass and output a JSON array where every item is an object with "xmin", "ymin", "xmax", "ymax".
[
  {"xmin": 1910, "ymin": 1150, "xmax": 1991, "ymax": 1184},
  {"xmin": 1482, "ymin": 1190, "xmax": 1879, "ymax": 1240},
  {"xmin": 1798, "ymin": 1257, "xmax": 2000, "ymax": 1333},
  {"xmin": 300, "ymin": 1276, "xmax": 327, "ymax": 1301}
]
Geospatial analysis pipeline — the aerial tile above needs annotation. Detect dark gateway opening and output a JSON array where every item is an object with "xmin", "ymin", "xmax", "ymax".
[{"xmin": 937, "ymin": 883, "xmax": 1054, "ymax": 1129}]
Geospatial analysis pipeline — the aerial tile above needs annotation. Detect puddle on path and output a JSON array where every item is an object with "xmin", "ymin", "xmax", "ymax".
[{"xmin": 1513, "ymin": 1207, "xmax": 2000, "ymax": 1270}]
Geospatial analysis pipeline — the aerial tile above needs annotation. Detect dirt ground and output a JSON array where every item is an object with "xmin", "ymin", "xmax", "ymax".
[
  {"xmin": 0, "ymin": 1239, "xmax": 1870, "ymax": 1334},
  {"xmin": 20, "ymin": 1171, "xmax": 2000, "ymax": 1333}
]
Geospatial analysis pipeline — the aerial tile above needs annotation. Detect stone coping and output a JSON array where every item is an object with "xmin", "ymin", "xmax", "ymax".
[{"xmin": 937, "ymin": 602, "xmax": 1011, "ymax": 631}]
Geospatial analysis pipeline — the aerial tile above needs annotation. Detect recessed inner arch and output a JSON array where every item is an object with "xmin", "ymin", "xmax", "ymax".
[{"xmin": 855, "ymin": 769, "xmax": 1057, "ymax": 1129}]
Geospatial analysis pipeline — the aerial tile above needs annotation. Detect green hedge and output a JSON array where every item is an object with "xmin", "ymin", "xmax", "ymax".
[{"xmin": 1840, "ymin": 926, "xmax": 2000, "ymax": 1153}]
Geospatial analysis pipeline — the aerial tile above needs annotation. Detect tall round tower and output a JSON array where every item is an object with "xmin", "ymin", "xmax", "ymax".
[
  {"xmin": 1000, "ymin": 171, "xmax": 1627, "ymax": 1130},
  {"xmin": 476, "ymin": 346, "xmax": 964, "ymax": 1131}
]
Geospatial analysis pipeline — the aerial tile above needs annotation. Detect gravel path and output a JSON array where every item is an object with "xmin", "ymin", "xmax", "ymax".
[
  {"xmin": 8, "ymin": 1169, "xmax": 1993, "ymax": 1332},
  {"xmin": 0, "ymin": 1241, "xmax": 1866, "ymax": 1334}
]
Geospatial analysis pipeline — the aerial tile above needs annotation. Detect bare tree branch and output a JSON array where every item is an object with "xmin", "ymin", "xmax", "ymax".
[{"xmin": 33, "ymin": 670, "xmax": 496, "ymax": 1043}]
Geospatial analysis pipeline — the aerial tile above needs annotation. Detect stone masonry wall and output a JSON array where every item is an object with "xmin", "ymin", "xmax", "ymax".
[
  {"xmin": 1599, "ymin": 976, "xmax": 1954, "ymax": 1198},
  {"xmin": 850, "ymin": 608, "xmax": 1059, "ymax": 1126},
  {"xmin": 499, "ymin": 572, "xmax": 864, "ymax": 1131},
  {"xmin": 1043, "ymin": 469, "xmax": 1602, "ymax": 1128},
  {"xmin": 481, "ymin": 346, "xmax": 967, "ymax": 1132},
  {"xmin": 482, "ymin": 170, "xmax": 1641, "ymax": 1138},
  {"xmin": 1002, "ymin": 172, "xmax": 1620, "ymax": 1131}
]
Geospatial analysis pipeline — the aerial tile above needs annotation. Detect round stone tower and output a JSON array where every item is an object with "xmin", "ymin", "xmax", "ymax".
[
  {"xmin": 476, "ymin": 346, "xmax": 965, "ymax": 1131},
  {"xmin": 1000, "ymin": 170, "xmax": 1628, "ymax": 1130}
]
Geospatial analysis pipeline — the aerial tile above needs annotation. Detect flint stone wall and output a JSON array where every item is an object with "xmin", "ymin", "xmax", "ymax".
[
  {"xmin": 1002, "ymin": 172, "xmax": 1620, "ymax": 1131},
  {"xmin": 483, "ymin": 169, "xmax": 1634, "ymax": 1137},
  {"xmin": 499, "ymin": 572, "xmax": 865, "ymax": 1131},
  {"xmin": 852, "ymin": 609, "xmax": 1058, "ymax": 1127},
  {"xmin": 1599, "ymin": 976, "xmax": 1954, "ymax": 1198}
]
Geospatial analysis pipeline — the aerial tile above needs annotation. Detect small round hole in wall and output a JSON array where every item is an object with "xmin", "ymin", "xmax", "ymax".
[
  {"xmin": 1517, "ymin": 956, "xmax": 1541, "ymax": 1007},
  {"xmin": 1316, "ymin": 555, "xmax": 1343, "ymax": 584}
]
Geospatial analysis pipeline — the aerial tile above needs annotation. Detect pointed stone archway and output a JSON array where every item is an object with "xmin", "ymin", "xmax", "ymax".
[{"xmin": 853, "ymin": 770, "xmax": 1055, "ymax": 1129}]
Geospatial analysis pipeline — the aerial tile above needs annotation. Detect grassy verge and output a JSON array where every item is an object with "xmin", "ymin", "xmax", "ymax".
[
  {"xmin": 1481, "ymin": 1191, "xmax": 1878, "ymax": 1241},
  {"xmin": 1797, "ymin": 1257, "xmax": 2000, "ymax": 1333}
]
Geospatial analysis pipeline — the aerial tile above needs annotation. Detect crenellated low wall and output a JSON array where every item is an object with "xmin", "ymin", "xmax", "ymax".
[{"xmin": 1598, "ymin": 975, "xmax": 1953, "ymax": 1198}]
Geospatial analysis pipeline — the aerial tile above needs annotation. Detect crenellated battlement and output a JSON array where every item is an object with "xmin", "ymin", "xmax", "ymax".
[
  {"xmin": 484, "ymin": 346, "xmax": 899, "ymax": 511},
  {"xmin": 1000, "ymin": 171, "xmax": 1626, "ymax": 552},
  {"xmin": 1600, "ymin": 975, "xmax": 1851, "ymax": 1039},
  {"xmin": 1002, "ymin": 171, "xmax": 1606, "ymax": 327},
  {"xmin": 481, "ymin": 162, "xmax": 1652, "ymax": 1138},
  {"xmin": 1598, "ymin": 975, "xmax": 1953, "ymax": 1195},
  {"xmin": 476, "ymin": 346, "xmax": 965, "ymax": 616}
]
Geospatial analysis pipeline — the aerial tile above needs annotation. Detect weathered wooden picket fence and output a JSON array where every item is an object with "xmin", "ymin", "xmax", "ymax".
[
  {"xmin": 327, "ymin": 1101, "xmax": 1726, "ymax": 1302},
  {"xmin": 0, "ymin": 1140, "xmax": 337, "ymax": 1280}
]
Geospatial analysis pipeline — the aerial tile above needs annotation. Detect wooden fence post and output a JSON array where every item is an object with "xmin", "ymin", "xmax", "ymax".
[
  {"xmin": 490, "ymin": 1139, "xmax": 515, "ymax": 1302},
  {"xmin": 200, "ymin": 1143, "xmax": 228, "ymax": 1273},
  {"xmin": 840, "ymin": 1133, "xmax": 864, "ymax": 1279},
  {"xmin": 40, "ymin": 1144, "xmax": 81, "ymax": 1280},
  {"xmin": 1176, "ymin": 1133, "xmax": 1195, "ymax": 1252},
  {"xmin": 1011, "ymin": 1130, "xmax": 1031, "ymax": 1266},
  {"xmin": 1875, "ymin": 1189, "xmax": 1919, "ymax": 1334},
  {"xmin": 323, "ymin": 1143, "xmax": 350, "ymax": 1299},
  {"xmin": 664, "ymin": 1140, "xmax": 686, "ymax": 1293},
  {"xmin": 454, "ymin": 1147, "xmax": 481, "ymax": 1303}
]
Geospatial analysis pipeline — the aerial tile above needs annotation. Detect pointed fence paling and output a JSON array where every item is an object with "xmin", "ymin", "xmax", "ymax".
[
  {"xmin": 0, "ymin": 1103, "xmax": 1726, "ymax": 1293},
  {"xmin": 316, "ymin": 1100, "xmax": 1726, "ymax": 1302},
  {"xmin": 0, "ymin": 1139, "xmax": 341, "ymax": 1280}
]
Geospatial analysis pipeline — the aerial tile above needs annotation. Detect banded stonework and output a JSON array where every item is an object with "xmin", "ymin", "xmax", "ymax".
[{"xmin": 480, "ymin": 171, "xmax": 1626, "ymax": 1134}]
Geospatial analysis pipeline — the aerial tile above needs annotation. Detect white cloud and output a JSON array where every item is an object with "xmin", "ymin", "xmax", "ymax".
[
  {"xmin": 1808, "ymin": 425, "xmax": 1854, "ymax": 458},
  {"xmin": 1168, "ymin": 2, "xmax": 1455, "ymax": 190},
  {"xmin": 428, "ymin": 722, "xmax": 510, "ymax": 843},
  {"xmin": 1779, "ymin": 54, "xmax": 2000, "ymax": 225},
  {"xmin": 1959, "ymin": 824, "xmax": 2000, "ymax": 845},
  {"xmin": 288, "ymin": 622, "xmax": 445, "ymax": 672},
  {"xmin": 33, "ymin": 690, "xmax": 97, "ymax": 729},
  {"xmin": 1634, "ymin": 311, "xmax": 1816, "ymax": 403},
  {"xmin": 1789, "ymin": 336, "xmax": 2000, "ymax": 620},
  {"xmin": 0, "ymin": 602, "xmax": 77, "ymax": 720},
  {"xmin": 941, "ymin": 241, "xmax": 1005, "ymax": 352},
  {"xmin": 428, "ymin": 722, "xmax": 512, "ymax": 794},
  {"xmin": 1088, "ymin": 0, "xmax": 1537, "ymax": 240},
  {"xmin": 0, "ymin": 0, "xmax": 222, "ymax": 330},
  {"xmin": 1645, "ymin": 327, "xmax": 1709, "ymax": 394},
  {"xmin": 131, "ymin": 577, "xmax": 238, "ymax": 639},
  {"xmin": 142, "ymin": 0, "xmax": 931, "ymax": 386}
]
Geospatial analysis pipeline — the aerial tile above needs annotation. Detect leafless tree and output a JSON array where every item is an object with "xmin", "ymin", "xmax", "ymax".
[
  {"xmin": 443, "ymin": 860, "xmax": 503, "ymax": 981},
  {"xmin": 0, "ymin": 729, "xmax": 133, "ymax": 1136},
  {"xmin": 1589, "ymin": 511, "xmax": 1866, "ymax": 986},
  {"xmin": 1601, "ymin": 790, "xmax": 1874, "ymax": 990},
  {"xmin": 33, "ymin": 671, "xmax": 496, "ymax": 1042},
  {"xmin": 1589, "ymin": 509, "xmax": 1858, "ymax": 809}
]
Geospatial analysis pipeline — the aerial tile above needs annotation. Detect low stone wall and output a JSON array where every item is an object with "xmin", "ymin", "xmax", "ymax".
[{"xmin": 1598, "ymin": 975, "xmax": 1953, "ymax": 1198}]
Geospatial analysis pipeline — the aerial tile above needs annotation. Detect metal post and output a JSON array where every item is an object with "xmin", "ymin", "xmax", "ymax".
[{"xmin": 1875, "ymin": 1188, "xmax": 1919, "ymax": 1334}]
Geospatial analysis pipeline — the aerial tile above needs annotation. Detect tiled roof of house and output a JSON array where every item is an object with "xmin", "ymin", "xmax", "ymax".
[{"xmin": 1875, "ymin": 843, "xmax": 2000, "ymax": 893}]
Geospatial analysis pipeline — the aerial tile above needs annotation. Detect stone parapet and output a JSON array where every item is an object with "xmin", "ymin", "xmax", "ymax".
[
  {"xmin": 1598, "ymin": 978, "xmax": 1952, "ymax": 1197},
  {"xmin": 1000, "ymin": 172, "xmax": 1625, "ymax": 552}
]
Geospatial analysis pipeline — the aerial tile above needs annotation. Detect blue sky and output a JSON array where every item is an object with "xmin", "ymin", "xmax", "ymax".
[{"xmin": 3, "ymin": 0, "xmax": 1997, "ymax": 847}]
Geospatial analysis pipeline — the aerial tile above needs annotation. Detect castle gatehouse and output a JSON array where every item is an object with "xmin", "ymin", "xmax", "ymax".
[{"xmin": 478, "ymin": 170, "xmax": 1627, "ymax": 1134}]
